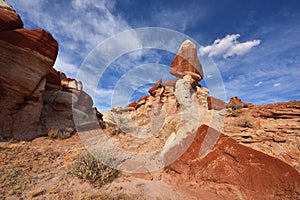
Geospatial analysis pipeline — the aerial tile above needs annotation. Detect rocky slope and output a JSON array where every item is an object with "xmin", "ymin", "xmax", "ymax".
[
  {"xmin": 0, "ymin": 0, "xmax": 100, "ymax": 141},
  {"xmin": 224, "ymin": 98, "xmax": 300, "ymax": 172}
]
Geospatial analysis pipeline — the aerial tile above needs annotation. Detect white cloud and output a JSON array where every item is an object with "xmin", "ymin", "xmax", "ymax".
[
  {"xmin": 199, "ymin": 34, "xmax": 261, "ymax": 58},
  {"xmin": 8, "ymin": 0, "xmax": 130, "ymax": 76},
  {"xmin": 254, "ymin": 81, "xmax": 263, "ymax": 87},
  {"xmin": 274, "ymin": 83, "xmax": 281, "ymax": 87}
]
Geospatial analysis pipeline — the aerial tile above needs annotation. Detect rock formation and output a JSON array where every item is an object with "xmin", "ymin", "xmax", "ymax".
[
  {"xmin": 1, "ymin": 2, "xmax": 299, "ymax": 199},
  {"xmin": 170, "ymin": 39, "xmax": 204, "ymax": 82},
  {"xmin": 224, "ymin": 100, "xmax": 300, "ymax": 172},
  {"xmin": 227, "ymin": 96, "xmax": 252, "ymax": 109},
  {"xmin": 0, "ymin": 2, "xmax": 22, "ymax": 31},
  {"xmin": 163, "ymin": 124, "xmax": 300, "ymax": 199},
  {"xmin": 99, "ymin": 39, "xmax": 300, "ymax": 199},
  {"xmin": 0, "ymin": 2, "xmax": 100, "ymax": 140}
]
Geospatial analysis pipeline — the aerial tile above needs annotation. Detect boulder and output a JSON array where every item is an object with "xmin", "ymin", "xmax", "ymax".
[
  {"xmin": 207, "ymin": 96, "xmax": 226, "ymax": 110},
  {"xmin": 170, "ymin": 40, "xmax": 204, "ymax": 82}
]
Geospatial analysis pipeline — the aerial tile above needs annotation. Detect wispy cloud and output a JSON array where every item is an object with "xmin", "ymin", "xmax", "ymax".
[
  {"xmin": 199, "ymin": 34, "xmax": 261, "ymax": 58},
  {"xmin": 254, "ymin": 81, "xmax": 263, "ymax": 87},
  {"xmin": 8, "ymin": 0, "xmax": 130, "ymax": 76},
  {"xmin": 273, "ymin": 83, "xmax": 280, "ymax": 88}
]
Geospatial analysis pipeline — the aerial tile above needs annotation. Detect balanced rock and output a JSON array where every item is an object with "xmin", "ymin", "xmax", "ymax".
[{"xmin": 170, "ymin": 40, "xmax": 204, "ymax": 82}]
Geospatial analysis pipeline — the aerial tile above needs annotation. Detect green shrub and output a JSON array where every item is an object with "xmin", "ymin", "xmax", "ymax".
[{"xmin": 70, "ymin": 151, "xmax": 119, "ymax": 187}]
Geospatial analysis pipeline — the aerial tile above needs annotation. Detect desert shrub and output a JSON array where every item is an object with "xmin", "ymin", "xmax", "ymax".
[
  {"xmin": 104, "ymin": 122, "xmax": 124, "ymax": 136},
  {"xmin": 70, "ymin": 151, "xmax": 119, "ymax": 187},
  {"xmin": 0, "ymin": 168, "xmax": 30, "ymax": 196},
  {"xmin": 48, "ymin": 127, "xmax": 75, "ymax": 140},
  {"xmin": 230, "ymin": 108, "xmax": 242, "ymax": 117},
  {"xmin": 237, "ymin": 118, "xmax": 254, "ymax": 128}
]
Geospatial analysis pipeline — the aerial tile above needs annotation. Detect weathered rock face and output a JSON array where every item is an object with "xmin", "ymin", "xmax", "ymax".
[
  {"xmin": 0, "ymin": 2, "xmax": 23, "ymax": 31},
  {"xmin": 163, "ymin": 124, "xmax": 300, "ymax": 199},
  {"xmin": 0, "ymin": 25, "xmax": 58, "ymax": 140},
  {"xmin": 224, "ymin": 100, "xmax": 300, "ymax": 172},
  {"xmin": 0, "ymin": 5, "xmax": 100, "ymax": 140},
  {"xmin": 170, "ymin": 40, "xmax": 204, "ymax": 82}
]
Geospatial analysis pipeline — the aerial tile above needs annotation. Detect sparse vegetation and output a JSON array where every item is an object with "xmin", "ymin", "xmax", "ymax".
[
  {"xmin": 227, "ymin": 101, "xmax": 244, "ymax": 117},
  {"xmin": 104, "ymin": 122, "xmax": 125, "ymax": 136},
  {"xmin": 237, "ymin": 118, "xmax": 254, "ymax": 128},
  {"xmin": 47, "ymin": 127, "xmax": 75, "ymax": 140},
  {"xmin": 82, "ymin": 193, "xmax": 147, "ymax": 200},
  {"xmin": 230, "ymin": 108, "xmax": 242, "ymax": 117},
  {"xmin": 70, "ymin": 151, "xmax": 119, "ymax": 188},
  {"xmin": 0, "ymin": 168, "xmax": 30, "ymax": 196}
]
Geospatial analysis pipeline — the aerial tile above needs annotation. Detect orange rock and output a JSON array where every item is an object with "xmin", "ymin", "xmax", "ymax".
[
  {"xmin": 148, "ymin": 78, "xmax": 162, "ymax": 96},
  {"xmin": 227, "ymin": 96, "xmax": 247, "ymax": 109},
  {"xmin": 126, "ymin": 101, "xmax": 137, "ymax": 108},
  {"xmin": 0, "ymin": 29, "xmax": 58, "ymax": 60}
]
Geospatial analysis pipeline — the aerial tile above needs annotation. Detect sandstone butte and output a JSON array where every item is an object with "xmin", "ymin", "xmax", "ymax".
[
  {"xmin": 0, "ymin": 1, "xmax": 101, "ymax": 141},
  {"xmin": 0, "ymin": 1, "xmax": 299, "ymax": 199}
]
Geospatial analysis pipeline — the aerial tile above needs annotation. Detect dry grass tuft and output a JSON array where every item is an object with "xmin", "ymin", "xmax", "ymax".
[
  {"xmin": 237, "ymin": 118, "xmax": 254, "ymax": 128},
  {"xmin": 70, "ymin": 151, "xmax": 119, "ymax": 188}
]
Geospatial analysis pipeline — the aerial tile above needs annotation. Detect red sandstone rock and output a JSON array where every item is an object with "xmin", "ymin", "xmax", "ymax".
[
  {"xmin": 0, "ymin": 8, "xmax": 23, "ymax": 31},
  {"xmin": 46, "ymin": 68, "xmax": 61, "ymax": 87},
  {"xmin": 137, "ymin": 96, "xmax": 149, "ymax": 104},
  {"xmin": 227, "ymin": 96, "xmax": 247, "ymax": 109},
  {"xmin": 126, "ymin": 101, "xmax": 137, "ymax": 108},
  {"xmin": 148, "ymin": 78, "xmax": 162, "ymax": 96},
  {"xmin": 207, "ymin": 96, "xmax": 226, "ymax": 110},
  {"xmin": 0, "ymin": 5, "xmax": 98, "ymax": 140},
  {"xmin": 0, "ymin": 29, "xmax": 58, "ymax": 60},
  {"xmin": 170, "ymin": 40, "xmax": 204, "ymax": 82},
  {"xmin": 163, "ymin": 124, "xmax": 300, "ymax": 199}
]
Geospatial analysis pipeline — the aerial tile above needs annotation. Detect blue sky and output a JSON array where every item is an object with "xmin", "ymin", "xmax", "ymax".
[{"xmin": 7, "ymin": 0, "xmax": 300, "ymax": 111}]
